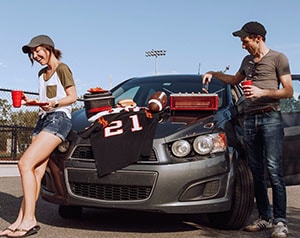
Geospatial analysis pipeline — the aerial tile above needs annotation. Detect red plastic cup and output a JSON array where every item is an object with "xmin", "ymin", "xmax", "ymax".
[
  {"xmin": 241, "ymin": 80, "xmax": 252, "ymax": 93},
  {"xmin": 11, "ymin": 90, "xmax": 23, "ymax": 108}
]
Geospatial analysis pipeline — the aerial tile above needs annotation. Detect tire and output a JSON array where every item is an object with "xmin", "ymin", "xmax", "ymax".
[
  {"xmin": 207, "ymin": 158, "xmax": 254, "ymax": 229},
  {"xmin": 58, "ymin": 205, "xmax": 83, "ymax": 219}
]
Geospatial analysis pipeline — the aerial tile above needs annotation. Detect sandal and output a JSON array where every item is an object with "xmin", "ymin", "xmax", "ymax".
[
  {"xmin": 6, "ymin": 225, "xmax": 40, "ymax": 238},
  {"xmin": 0, "ymin": 227, "xmax": 15, "ymax": 237}
]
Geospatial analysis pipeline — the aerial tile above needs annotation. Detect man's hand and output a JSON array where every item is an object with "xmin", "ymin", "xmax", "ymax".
[
  {"xmin": 202, "ymin": 72, "xmax": 215, "ymax": 94},
  {"xmin": 202, "ymin": 72, "xmax": 214, "ymax": 85}
]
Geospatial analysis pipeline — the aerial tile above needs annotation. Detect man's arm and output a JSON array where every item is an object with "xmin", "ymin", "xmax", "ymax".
[
  {"xmin": 202, "ymin": 71, "xmax": 245, "ymax": 85},
  {"xmin": 252, "ymin": 74, "xmax": 293, "ymax": 99}
]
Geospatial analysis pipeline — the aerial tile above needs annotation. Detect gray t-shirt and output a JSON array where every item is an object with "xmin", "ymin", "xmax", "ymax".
[{"xmin": 238, "ymin": 49, "xmax": 290, "ymax": 113}]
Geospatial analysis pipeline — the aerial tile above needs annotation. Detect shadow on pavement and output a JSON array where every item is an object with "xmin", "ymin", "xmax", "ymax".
[{"xmin": 1, "ymin": 177, "xmax": 299, "ymax": 238}]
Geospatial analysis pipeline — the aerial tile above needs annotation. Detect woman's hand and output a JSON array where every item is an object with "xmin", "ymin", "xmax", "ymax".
[
  {"xmin": 23, "ymin": 97, "xmax": 39, "ymax": 106},
  {"xmin": 41, "ymin": 102, "xmax": 52, "ymax": 111}
]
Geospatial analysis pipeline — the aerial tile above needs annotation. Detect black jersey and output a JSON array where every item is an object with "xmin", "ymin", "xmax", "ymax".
[{"xmin": 80, "ymin": 107, "xmax": 158, "ymax": 177}]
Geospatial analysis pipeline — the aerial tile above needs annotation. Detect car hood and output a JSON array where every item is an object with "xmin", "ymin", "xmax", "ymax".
[{"xmin": 154, "ymin": 111, "xmax": 220, "ymax": 142}]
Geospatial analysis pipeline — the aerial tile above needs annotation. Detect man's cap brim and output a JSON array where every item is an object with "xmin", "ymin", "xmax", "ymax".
[{"xmin": 232, "ymin": 30, "xmax": 249, "ymax": 38}]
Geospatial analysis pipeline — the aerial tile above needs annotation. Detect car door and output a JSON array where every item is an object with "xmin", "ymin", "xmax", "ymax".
[{"xmin": 281, "ymin": 74, "xmax": 300, "ymax": 186}]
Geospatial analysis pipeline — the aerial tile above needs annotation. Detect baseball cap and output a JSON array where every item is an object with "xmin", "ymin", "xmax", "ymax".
[
  {"xmin": 22, "ymin": 35, "xmax": 55, "ymax": 54},
  {"xmin": 232, "ymin": 21, "xmax": 267, "ymax": 38}
]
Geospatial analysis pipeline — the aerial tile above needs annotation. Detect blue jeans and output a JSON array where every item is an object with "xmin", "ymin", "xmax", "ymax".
[
  {"xmin": 243, "ymin": 110, "xmax": 287, "ymax": 224},
  {"xmin": 33, "ymin": 111, "xmax": 72, "ymax": 141}
]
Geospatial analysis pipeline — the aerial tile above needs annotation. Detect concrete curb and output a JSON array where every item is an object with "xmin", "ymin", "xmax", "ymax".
[{"xmin": 0, "ymin": 164, "xmax": 20, "ymax": 177}]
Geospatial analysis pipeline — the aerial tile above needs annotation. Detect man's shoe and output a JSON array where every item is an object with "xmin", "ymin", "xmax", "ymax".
[
  {"xmin": 271, "ymin": 222, "xmax": 288, "ymax": 238},
  {"xmin": 244, "ymin": 217, "xmax": 273, "ymax": 232}
]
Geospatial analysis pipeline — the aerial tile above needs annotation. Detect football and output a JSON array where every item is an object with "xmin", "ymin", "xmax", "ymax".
[{"xmin": 147, "ymin": 91, "xmax": 168, "ymax": 113}]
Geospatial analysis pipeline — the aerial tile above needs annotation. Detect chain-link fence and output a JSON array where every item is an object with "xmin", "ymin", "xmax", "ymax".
[{"xmin": 0, "ymin": 88, "xmax": 84, "ymax": 162}]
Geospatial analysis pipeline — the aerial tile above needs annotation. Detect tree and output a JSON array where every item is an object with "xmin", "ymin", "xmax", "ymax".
[
  {"xmin": 10, "ymin": 110, "xmax": 39, "ymax": 127},
  {"xmin": 280, "ymin": 97, "xmax": 300, "ymax": 113},
  {"xmin": 0, "ymin": 98, "xmax": 11, "ymax": 125}
]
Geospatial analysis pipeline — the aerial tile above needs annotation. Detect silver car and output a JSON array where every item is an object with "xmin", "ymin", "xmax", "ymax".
[{"xmin": 41, "ymin": 74, "xmax": 300, "ymax": 229}]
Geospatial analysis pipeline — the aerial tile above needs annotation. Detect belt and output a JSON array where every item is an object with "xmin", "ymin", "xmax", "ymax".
[{"xmin": 248, "ymin": 107, "xmax": 275, "ymax": 115}]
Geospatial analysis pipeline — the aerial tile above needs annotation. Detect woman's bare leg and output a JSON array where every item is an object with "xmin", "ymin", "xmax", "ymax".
[
  {"xmin": 6, "ymin": 131, "xmax": 61, "ymax": 237},
  {"xmin": 0, "ymin": 159, "xmax": 48, "ymax": 234}
]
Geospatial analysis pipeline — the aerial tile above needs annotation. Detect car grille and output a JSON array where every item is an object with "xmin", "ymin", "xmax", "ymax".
[
  {"xmin": 71, "ymin": 145, "xmax": 94, "ymax": 161},
  {"xmin": 71, "ymin": 145, "xmax": 157, "ymax": 162},
  {"xmin": 69, "ymin": 182, "xmax": 152, "ymax": 201}
]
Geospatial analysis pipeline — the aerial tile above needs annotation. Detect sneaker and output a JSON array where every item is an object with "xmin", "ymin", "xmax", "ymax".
[
  {"xmin": 244, "ymin": 217, "xmax": 273, "ymax": 232},
  {"xmin": 271, "ymin": 222, "xmax": 288, "ymax": 238}
]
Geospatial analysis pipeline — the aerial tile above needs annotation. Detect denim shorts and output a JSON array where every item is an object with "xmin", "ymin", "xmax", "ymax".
[{"xmin": 33, "ymin": 111, "xmax": 72, "ymax": 141}]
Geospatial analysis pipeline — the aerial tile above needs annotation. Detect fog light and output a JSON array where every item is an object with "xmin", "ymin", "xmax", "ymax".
[{"xmin": 57, "ymin": 140, "xmax": 70, "ymax": 153}]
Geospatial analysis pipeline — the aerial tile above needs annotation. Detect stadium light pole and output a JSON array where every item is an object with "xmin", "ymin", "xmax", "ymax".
[{"xmin": 145, "ymin": 49, "xmax": 166, "ymax": 74}]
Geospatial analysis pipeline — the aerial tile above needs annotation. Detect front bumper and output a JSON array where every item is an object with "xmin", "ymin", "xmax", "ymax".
[{"xmin": 41, "ymin": 152, "xmax": 234, "ymax": 214}]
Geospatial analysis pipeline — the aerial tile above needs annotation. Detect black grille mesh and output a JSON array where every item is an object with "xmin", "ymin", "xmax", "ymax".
[
  {"xmin": 71, "ymin": 145, "xmax": 157, "ymax": 162},
  {"xmin": 72, "ymin": 145, "xmax": 94, "ymax": 160},
  {"xmin": 69, "ymin": 182, "xmax": 152, "ymax": 201}
]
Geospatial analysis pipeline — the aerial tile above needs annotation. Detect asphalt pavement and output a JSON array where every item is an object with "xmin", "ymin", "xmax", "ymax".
[{"xmin": 0, "ymin": 165, "xmax": 299, "ymax": 238}]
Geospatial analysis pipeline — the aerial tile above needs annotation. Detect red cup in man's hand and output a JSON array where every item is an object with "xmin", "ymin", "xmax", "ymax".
[
  {"xmin": 242, "ymin": 80, "xmax": 252, "ymax": 87},
  {"xmin": 241, "ymin": 80, "xmax": 252, "ymax": 95}
]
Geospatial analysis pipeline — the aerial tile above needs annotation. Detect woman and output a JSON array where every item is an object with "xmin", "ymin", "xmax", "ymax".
[{"xmin": 0, "ymin": 35, "xmax": 77, "ymax": 237}]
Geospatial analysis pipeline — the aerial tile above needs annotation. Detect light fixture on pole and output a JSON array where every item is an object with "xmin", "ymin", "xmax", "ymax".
[{"xmin": 145, "ymin": 49, "xmax": 166, "ymax": 74}]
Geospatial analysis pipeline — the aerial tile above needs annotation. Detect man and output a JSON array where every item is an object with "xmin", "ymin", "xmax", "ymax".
[{"xmin": 202, "ymin": 21, "xmax": 293, "ymax": 238}]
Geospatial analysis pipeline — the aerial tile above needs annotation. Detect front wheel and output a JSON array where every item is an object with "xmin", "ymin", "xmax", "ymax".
[{"xmin": 207, "ymin": 159, "xmax": 254, "ymax": 229}]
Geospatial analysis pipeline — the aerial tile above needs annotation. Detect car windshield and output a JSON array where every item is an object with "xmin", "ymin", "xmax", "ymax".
[{"xmin": 112, "ymin": 75, "xmax": 227, "ymax": 108}]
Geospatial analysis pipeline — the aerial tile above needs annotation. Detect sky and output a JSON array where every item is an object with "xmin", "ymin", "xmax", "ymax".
[{"xmin": 1, "ymin": 0, "xmax": 300, "ymax": 97}]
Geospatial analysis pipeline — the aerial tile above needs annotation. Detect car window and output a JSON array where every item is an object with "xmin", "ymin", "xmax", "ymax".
[
  {"xmin": 280, "ymin": 79, "xmax": 300, "ymax": 113},
  {"xmin": 112, "ymin": 77, "xmax": 227, "ymax": 108},
  {"xmin": 113, "ymin": 86, "xmax": 140, "ymax": 103}
]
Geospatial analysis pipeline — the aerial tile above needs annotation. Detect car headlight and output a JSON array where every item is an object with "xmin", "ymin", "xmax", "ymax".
[
  {"xmin": 171, "ymin": 140, "xmax": 191, "ymax": 157},
  {"xmin": 193, "ymin": 133, "xmax": 226, "ymax": 155},
  {"xmin": 193, "ymin": 135, "xmax": 214, "ymax": 155},
  {"xmin": 57, "ymin": 140, "xmax": 70, "ymax": 153}
]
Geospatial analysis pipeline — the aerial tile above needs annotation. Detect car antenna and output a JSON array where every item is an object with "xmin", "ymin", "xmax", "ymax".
[{"xmin": 223, "ymin": 65, "xmax": 230, "ymax": 73}]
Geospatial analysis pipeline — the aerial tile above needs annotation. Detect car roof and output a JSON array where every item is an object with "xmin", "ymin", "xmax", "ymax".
[
  {"xmin": 128, "ymin": 73, "xmax": 300, "ymax": 81},
  {"xmin": 292, "ymin": 74, "xmax": 300, "ymax": 80},
  {"xmin": 126, "ymin": 74, "xmax": 203, "ymax": 83}
]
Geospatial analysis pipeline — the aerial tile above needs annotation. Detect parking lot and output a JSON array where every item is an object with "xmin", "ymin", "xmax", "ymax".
[{"xmin": 0, "ymin": 166, "xmax": 299, "ymax": 238}]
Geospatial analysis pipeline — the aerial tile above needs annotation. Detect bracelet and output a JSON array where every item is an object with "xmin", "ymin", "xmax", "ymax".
[{"xmin": 54, "ymin": 100, "xmax": 59, "ymax": 108}]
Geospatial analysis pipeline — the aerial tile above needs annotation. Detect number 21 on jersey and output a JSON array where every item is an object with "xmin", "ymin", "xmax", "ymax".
[{"xmin": 104, "ymin": 114, "xmax": 143, "ymax": 137}]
